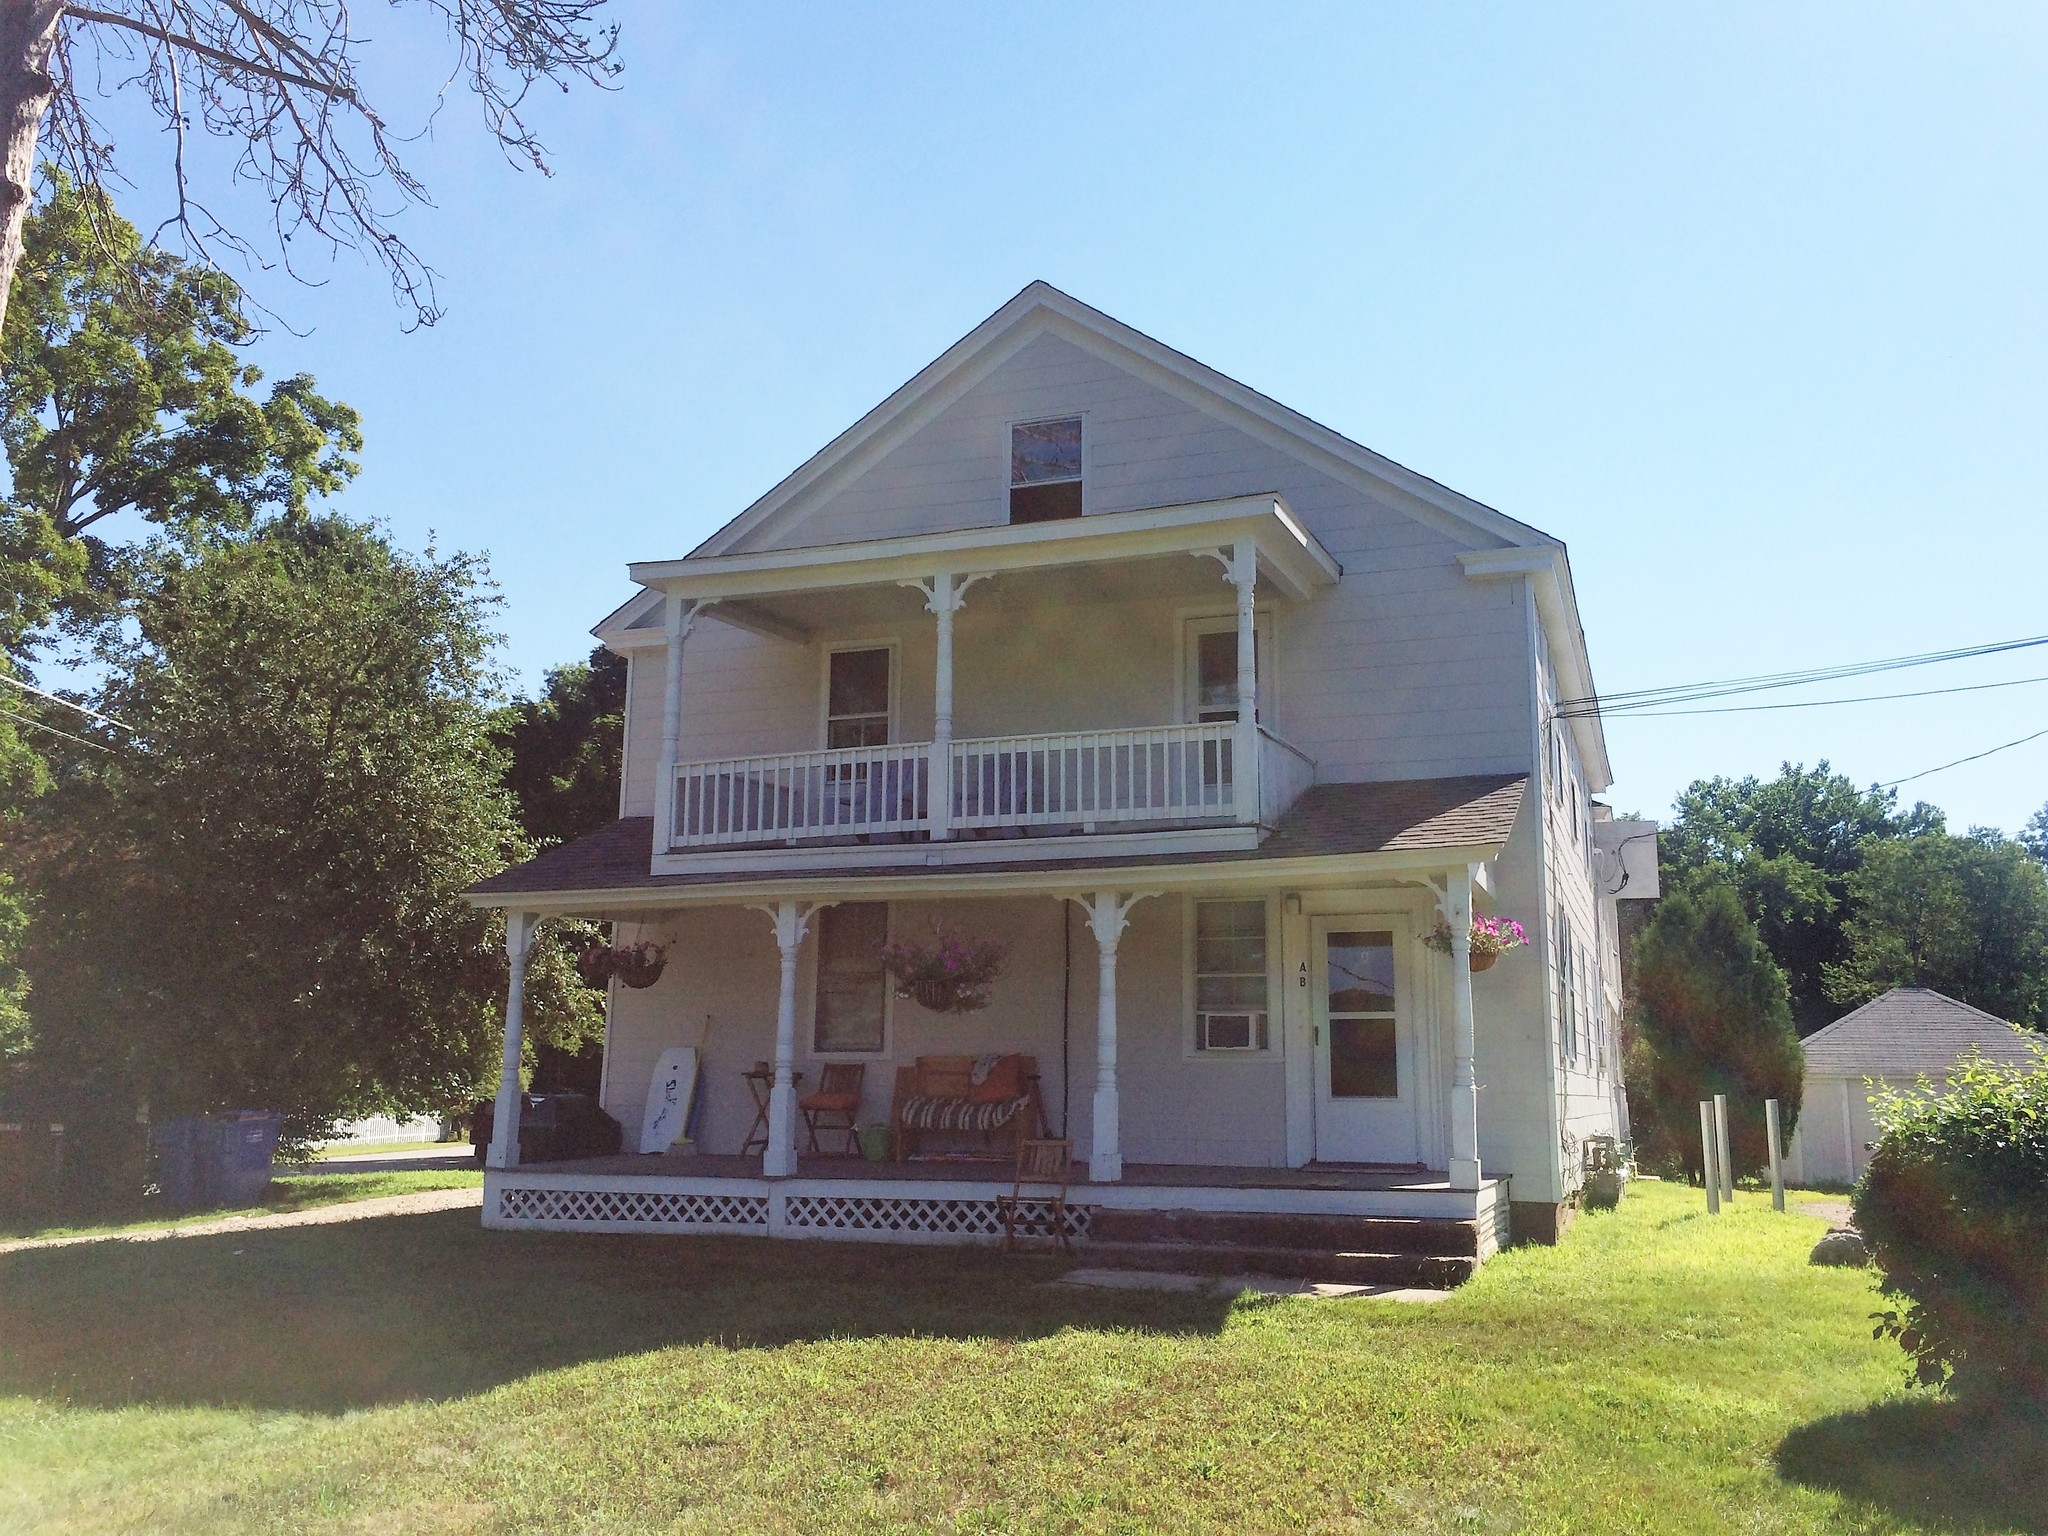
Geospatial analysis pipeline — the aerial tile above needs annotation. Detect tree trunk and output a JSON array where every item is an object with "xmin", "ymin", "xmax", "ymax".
[{"xmin": 0, "ymin": 0, "xmax": 64, "ymax": 336}]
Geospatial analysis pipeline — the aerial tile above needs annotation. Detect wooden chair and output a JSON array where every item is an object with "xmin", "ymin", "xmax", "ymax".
[
  {"xmin": 997, "ymin": 1138, "xmax": 1074, "ymax": 1253},
  {"xmin": 799, "ymin": 1062, "xmax": 866, "ymax": 1155}
]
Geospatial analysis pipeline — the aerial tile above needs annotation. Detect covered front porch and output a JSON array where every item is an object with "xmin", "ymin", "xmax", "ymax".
[{"xmin": 466, "ymin": 774, "xmax": 1531, "ymax": 1263}]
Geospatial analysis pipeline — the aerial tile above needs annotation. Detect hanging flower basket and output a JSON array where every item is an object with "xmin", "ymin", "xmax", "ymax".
[
  {"xmin": 1423, "ymin": 914, "xmax": 1527, "ymax": 971},
  {"xmin": 878, "ymin": 932, "xmax": 1007, "ymax": 1014},
  {"xmin": 575, "ymin": 940, "xmax": 669, "ymax": 990}
]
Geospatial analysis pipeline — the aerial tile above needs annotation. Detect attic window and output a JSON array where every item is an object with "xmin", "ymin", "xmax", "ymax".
[{"xmin": 1009, "ymin": 417, "xmax": 1082, "ymax": 523}]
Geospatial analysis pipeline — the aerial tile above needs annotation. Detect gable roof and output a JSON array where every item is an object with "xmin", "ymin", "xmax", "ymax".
[
  {"xmin": 1801, "ymin": 987, "xmax": 2041, "ymax": 1079},
  {"xmin": 467, "ymin": 774, "xmax": 1527, "ymax": 904},
  {"xmin": 693, "ymin": 281, "xmax": 1552, "ymax": 560}
]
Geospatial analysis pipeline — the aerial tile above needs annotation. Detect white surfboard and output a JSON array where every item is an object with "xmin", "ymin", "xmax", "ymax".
[{"xmin": 639, "ymin": 1045, "xmax": 699, "ymax": 1154}]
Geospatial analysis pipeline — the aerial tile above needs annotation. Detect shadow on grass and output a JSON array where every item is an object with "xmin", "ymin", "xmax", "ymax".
[
  {"xmin": 0, "ymin": 1206, "xmax": 1235, "ymax": 1414},
  {"xmin": 1776, "ymin": 1395, "xmax": 2048, "ymax": 1533}
]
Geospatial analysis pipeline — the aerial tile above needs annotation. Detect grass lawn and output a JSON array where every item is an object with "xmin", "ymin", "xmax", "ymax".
[
  {"xmin": 0, "ymin": 1168, "xmax": 483, "ymax": 1243},
  {"xmin": 0, "ymin": 1179, "xmax": 2040, "ymax": 1535}
]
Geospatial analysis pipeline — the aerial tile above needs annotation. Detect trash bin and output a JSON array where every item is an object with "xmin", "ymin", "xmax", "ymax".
[
  {"xmin": 211, "ymin": 1112, "xmax": 286, "ymax": 1208},
  {"xmin": 151, "ymin": 1112, "xmax": 284, "ymax": 1212}
]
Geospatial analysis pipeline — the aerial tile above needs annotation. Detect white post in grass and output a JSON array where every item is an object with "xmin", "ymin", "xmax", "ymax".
[
  {"xmin": 1713, "ymin": 1093, "xmax": 1734, "ymax": 1203},
  {"xmin": 1700, "ymin": 1101, "xmax": 1721, "ymax": 1215},
  {"xmin": 753, "ymin": 901, "xmax": 819, "ymax": 1179},
  {"xmin": 1765, "ymin": 1098, "xmax": 1786, "ymax": 1212},
  {"xmin": 486, "ymin": 910, "xmax": 537, "ymax": 1171}
]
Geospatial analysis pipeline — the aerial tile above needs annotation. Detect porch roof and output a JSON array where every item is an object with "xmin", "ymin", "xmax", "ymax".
[{"xmin": 467, "ymin": 774, "xmax": 1528, "ymax": 909}]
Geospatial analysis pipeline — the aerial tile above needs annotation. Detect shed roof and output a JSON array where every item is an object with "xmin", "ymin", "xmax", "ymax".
[
  {"xmin": 1801, "ymin": 987, "xmax": 2041, "ymax": 1079},
  {"xmin": 469, "ymin": 774, "xmax": 1527, "ymax": 901}
]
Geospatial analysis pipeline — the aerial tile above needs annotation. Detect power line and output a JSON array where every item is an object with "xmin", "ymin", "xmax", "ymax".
[
  {"xmin": 1880, "ymin": 725, "xmax": 2048, "ymax": 789},
  {"xmin": 0, "ymin": 706, "xmax": 111, "ymax": 754},
  {"xmin": 1606, "ymin": 672, "xmax": 2048, "ymax": 719},
  {"xmin": 0, "ymin": 673, "xmax": 134, "ymax": 733},
  {"xmin": 1556, "ymin": 630, "xmax": 2048, "ymax": 719}
]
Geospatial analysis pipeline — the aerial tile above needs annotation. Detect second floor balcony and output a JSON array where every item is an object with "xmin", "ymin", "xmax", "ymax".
[{"xmin": 613, "ymin": 495, "xmax": 1340, "ymax": 869}]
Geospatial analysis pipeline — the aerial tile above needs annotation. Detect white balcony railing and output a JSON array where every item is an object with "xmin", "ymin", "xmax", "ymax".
[
  {"xmin": 674, "ymin": 743, "xmax": 929, "ymax": 847},
  {"xmin": 668, "ymin": 720, "xmax": 1273, "ymax": 850},
  {"xmin": 950, "ymin": 722, "xmax": 1236, "ymax": 831}
]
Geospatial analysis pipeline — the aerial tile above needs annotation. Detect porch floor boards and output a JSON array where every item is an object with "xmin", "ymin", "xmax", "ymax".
[{"xmin": 517, "ymin": 1151, "xmax": 1465, "ymax": 1193}]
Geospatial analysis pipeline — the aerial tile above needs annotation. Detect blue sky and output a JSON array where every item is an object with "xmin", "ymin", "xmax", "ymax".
[{"xmin": 102, "ymin": 3, "xmax": 2047, "ymax": 833}]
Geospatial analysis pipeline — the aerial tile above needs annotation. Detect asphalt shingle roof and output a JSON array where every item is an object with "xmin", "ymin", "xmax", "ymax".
[
  {"xmin": 468, "ymin": 773, "xmax": 1528, "ymax": 898},
  {"xmin": 1801, "ymin": 987, "xmax": 2041, "ymax": 1079}
]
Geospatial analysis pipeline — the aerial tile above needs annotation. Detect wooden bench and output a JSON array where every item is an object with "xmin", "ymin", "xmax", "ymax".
[{"xmin": 889, "ymin": 1053, "xmax": 1047, "ymax": 1161}]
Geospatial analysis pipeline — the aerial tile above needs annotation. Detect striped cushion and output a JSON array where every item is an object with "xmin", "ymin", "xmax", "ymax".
[{"xmin": 898, "ymin": 1094, "xmax": 1027, "ymax": 1134}]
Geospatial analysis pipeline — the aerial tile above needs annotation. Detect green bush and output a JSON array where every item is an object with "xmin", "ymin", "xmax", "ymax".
[{"xmin": 1853, "ymin": 1043, "xmax": 2048, "ymax": 1400}]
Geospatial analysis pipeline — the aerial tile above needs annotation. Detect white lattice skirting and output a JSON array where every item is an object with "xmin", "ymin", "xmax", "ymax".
[{"xmin": 490, "ymin": 1180, "xmax": 1092, "ymax": 1245}]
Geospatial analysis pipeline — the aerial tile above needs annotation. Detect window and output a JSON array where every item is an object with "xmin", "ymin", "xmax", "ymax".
[
  {"xmin": 1184, "ymin": 619, "xmax": 1265, "ymax": 724},
  {"xmin": 1556, "ymin": 910, "xmax": 1576, "ymax": 1065},
  {"xmin": 1326, "ymin": 930, "xmax": 1399, "ymax": 1096},
  {"xmin": 1192, "ymin": 899, "xmax": 1270, "ymax": 1052},
  {"xmin": 1009, "ymin": 416, "xmax": 1082, "ymax": 523},
  {"xmin": 826, "ymin": 648, "xmax": 892, "ymax": 748},
  {"xmin": 813, "ymin": 903, "xmax": 888, "ymax": 1053}
]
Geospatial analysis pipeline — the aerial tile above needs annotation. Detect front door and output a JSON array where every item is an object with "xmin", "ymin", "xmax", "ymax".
[{"xmin": 1312, "ymin": 918, "xmax": 1422, "ymax": 1165}]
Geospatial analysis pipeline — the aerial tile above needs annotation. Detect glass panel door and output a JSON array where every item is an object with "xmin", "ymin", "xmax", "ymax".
[{"xmin": 1326, "ymin": 931, "xmax": 1398, "ymax": 1098}]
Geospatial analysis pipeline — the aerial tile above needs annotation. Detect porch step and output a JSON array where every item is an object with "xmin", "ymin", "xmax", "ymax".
[
  {"xmin": 1077, "ymin": 1240, "xmax": 1475, "ymax": 1289},
  {"xmin": 1088, "ymin": 1207, "xmax": 1481, "ymax": 1258}
]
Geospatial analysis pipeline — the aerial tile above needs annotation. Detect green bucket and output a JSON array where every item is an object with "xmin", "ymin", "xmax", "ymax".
[{"xmin": 857, "ymin": 1124, "xmax": 892, "ymax": 1163}]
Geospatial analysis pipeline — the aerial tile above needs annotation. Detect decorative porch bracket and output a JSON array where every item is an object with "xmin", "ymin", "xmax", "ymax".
[
  {"xmin": 486, "ymin": 910, "xmax": 539, "ymax": 1171},
  {"xmin": 748, "ymin": 900, "xmax": 830, "ymax": 1177},
  {"xmin": 1193, "ymin": 541, "xmax": 1261, "ymax": 826},
  {"xmin": 654, "ymin": 596, "xmax": 715, "ymax": 853},
  {"xmin": 1426, "ymin": 865, "xmax": 1484, "ymax": 1192},
  {"xmin": 1066, "ymin": 890, "xmax": 1158, "ymax": 1183},
  {"xmin": 900, "ymin": 571, "xmax": 993, "ymax": 842}
]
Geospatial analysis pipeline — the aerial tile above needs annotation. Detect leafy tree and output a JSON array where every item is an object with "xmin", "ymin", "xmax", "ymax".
[
  {"xmin": 2023, "ymin": 801, "xmax": 2048, "ymax": 864},
  {"xmin": 11, "ymin": 515, "xmax": 598, "ymax": 1144},
  {"xmin": 492, "ymin": 646, "xmax": 627, "ymax": 847},
  {"xmin": 1625, "ymin": 882, "xmax": 1803, "ymax": 1179},
  {"xmin": 1661, "ymin": 763, "xmax": 1934, "ymax": 1032},
  {"xmin": 1826, "ymin": 831, "xmax": 2048, "ymax": 1027},
  {"xmin": 0, "ymin": 2, "xmax": 620, "ymax": 333},
  {"xmin": 1, "ymin": 173, "xmax": 359, "ymax": 657}
]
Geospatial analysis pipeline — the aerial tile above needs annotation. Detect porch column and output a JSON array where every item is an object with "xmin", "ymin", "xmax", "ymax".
[
  {"xmin": 1073, "ymin": 891, "xmax": 1153, "ymax": 1183},
  {"xmin": 754, "ymin": 901, "xmax": 820, "ymax": 1178},
  {"xmin": 1443, "ymin": 865, "xmax": 1483, "ymax": 1191},
  {"xmin": 1201, "ymin": 543, "xmax": 1263, "ymax": 824},
  {"xmin": 904, "ymin": 572, "xmax": 989, "ymax": 841},
  {"xmin": 486, "ymin": 910, "xmax": 538, "ymax": 1171},
  {"xmin": 653, "ymin": 595, "xmax": 704, "ymax": 854}
]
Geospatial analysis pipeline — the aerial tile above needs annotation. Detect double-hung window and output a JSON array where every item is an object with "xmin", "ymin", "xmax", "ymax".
[
  {"xmin": 826, "ymin": 647, "xmax": 892, "ymax": 748},
  {"xmin": 1556, "ymin": 910, "xmax": 1577, "ymax": 1066},
  {"xmin": 1192, "ymin": 898, "xmax": 1270, "ymax": 1053},
  {"xmin": 1009, "ymin": 416, "xmax": 1082, "ymax": 523},
  {"xmin": 813, "ymin": 903, "xmax": 888, "ymax": 1053}
]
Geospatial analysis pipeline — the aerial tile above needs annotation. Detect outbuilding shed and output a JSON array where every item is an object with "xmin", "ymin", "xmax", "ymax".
[{"xmin": 1785, "ymin": 986, "xmax": 2039, "ymax": 1186}]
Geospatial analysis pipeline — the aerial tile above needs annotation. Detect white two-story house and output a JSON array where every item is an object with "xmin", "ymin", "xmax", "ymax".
[{"xmin": 467, "ymin": 283, "xmax": 1656, "ymax": 1274}]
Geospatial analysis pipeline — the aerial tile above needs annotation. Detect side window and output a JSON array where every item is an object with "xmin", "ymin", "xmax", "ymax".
[
  {"xmin": 826, "ymin": 647, "xmax": 891, "ymax": 748},
  {"xmin": 1192, "ymin": 898, "xmax": 1270, "ymax": 1053},
  {"xmin": 1009, "ymin": 416, "xmax": 1082, "ymax": 523},
  {"xmin": 1555, "ymin": 911, "xmax": 1575, "ymax": 1064},
  {"xmin": 813, "ymin": 903, "xmax": 888, "ymax": 1053},
  {"xmin": 1184, "ymin": 619, "xmax": 1265, "ymax": 724}
]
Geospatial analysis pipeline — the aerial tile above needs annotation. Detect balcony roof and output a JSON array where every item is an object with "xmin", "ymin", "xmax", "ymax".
[
  {"xmin": 465, "ymin": 774, "xmax": 1527, "ymax": 912},
  {"xmin": 614, "ymin": 495, "xmax": 1341, "ymax": 627}
]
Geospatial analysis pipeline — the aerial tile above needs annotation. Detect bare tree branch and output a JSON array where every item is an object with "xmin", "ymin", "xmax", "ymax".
[{"xmin": 0, "ymin": 0, "xmax": 622, "ymax": 332}]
